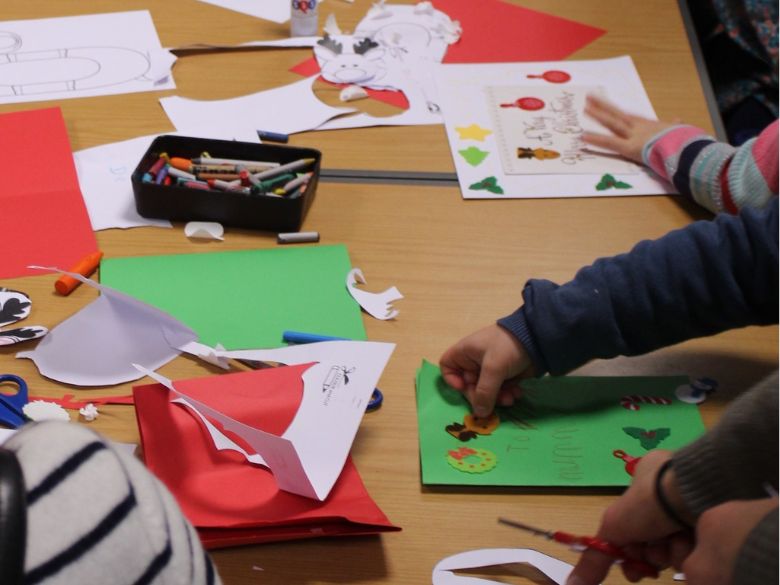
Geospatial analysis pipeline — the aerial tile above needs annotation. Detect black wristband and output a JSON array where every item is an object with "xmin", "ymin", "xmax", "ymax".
[{"xmin": 655, "ymin": 459, "xmax": 694, "ymax": 531}]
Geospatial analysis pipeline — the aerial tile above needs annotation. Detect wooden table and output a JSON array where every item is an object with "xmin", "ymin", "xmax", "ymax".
[{"xmin": 1, "ymin": 1, "xmax": 776, "ymax": 583}]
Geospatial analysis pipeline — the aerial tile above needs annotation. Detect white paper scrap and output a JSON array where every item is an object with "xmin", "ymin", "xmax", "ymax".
[
  {"xmin": 18, "ymin": 268, "xmax": 198, "ymax": 386},
  {"xmin": 432, "ymin": 548, "xmax": 599, "ymax": 585},
  {"xmin": 340, "ymin": 84, "xmax": 369, "ymax": 102},
  {"xmin": 346, "ymin": 268, "xmax": 402, "ymax": 320},
  {"xmin": 185, "ymin": 221, "xmax": 225, "ymax": 240},
  {"xmin": 79, "ymin": 403, "xmax": 99, "ymax": 421}
]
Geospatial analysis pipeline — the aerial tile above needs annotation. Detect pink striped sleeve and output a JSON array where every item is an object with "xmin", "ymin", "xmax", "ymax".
[
  {"xmin": 750, "ymin": 119, "xmax": 779, "ymax": 193},
  {"xmin": 644, "ymin": 125, "xmax": 709, "ymax": 180}
]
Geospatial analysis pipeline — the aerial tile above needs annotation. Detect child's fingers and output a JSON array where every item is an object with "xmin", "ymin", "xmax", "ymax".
[
  {"xmin": 585, "ymin": 95, "xmax": 633, "ymax": 136},
  {"xmin": 581, "ymin": 131, "xmax": 624, "ymax": 153}
]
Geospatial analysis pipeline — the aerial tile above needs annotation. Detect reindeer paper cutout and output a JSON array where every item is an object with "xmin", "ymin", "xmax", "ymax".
[{"xmin": 314, "ymin": 34, "xmax": 387, "ymax": 85}]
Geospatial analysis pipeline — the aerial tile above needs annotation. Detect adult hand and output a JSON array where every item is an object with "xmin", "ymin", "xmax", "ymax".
[
  {"xmin": 439, "ymin": 324, "xmax": 533, "ymax": 417},
  {"xmin": 566, "ymin": 450, "xmax": 694, "ymax": 585},
  {"xmin": 582, "ymin": 94, "xmax": 677, "ymax": 164},
  {"xmin": 680, "ymin": 497, "xmax": 778, "ymax": 585}
]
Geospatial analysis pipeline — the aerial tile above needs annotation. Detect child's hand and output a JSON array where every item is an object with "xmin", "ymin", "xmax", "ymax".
[
  {"xmin": 439, "ymin": 324, "xmax": 533, "ymax": 417},
  {"xmin": 582, "ymin": 94, "xmax": 677, "ymax": 163}
]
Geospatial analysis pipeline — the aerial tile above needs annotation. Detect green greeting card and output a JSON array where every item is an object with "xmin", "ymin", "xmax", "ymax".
[
  {"xmin": 100, "ymin": 245, "xmax": 366, "ymax": 349},
  {"xmin": 416, "ymin": 360, "xmax": 706, "ymax": 487}
]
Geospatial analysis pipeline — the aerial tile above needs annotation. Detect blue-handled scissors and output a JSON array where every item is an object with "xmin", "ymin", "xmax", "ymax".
[{"xmin": 0, "ymin": 374, "xmax": 28, "ymax": 428}]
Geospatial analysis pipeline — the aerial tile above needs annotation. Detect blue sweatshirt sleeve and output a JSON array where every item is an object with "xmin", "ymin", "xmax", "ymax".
[{"xmin": 498, "ymin": 199, "xmax": 778, "ymax": 376}]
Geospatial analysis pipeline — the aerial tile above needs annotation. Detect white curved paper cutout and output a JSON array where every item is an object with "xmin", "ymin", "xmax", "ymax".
[
  {"xmin": 185, "ymin": 221, "xmax": 224, "ymax": 240},
  {"xmin": 432, "ymin": 548, "xmax": 595, "ymax": 585},
  {"xmin": 346, "ymin": 268, "xmax": 402, "ymax": 320}
]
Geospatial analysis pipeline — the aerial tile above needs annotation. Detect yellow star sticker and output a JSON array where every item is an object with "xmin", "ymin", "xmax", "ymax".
[{"xmin": 455, "ymin": 123, "xmax": 492, "ymax": 141}]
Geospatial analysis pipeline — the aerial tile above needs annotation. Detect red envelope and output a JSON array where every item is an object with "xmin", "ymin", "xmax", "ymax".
[{"xmin": 133, "ymin": 363, "xmax": 399, "ymax": 549}]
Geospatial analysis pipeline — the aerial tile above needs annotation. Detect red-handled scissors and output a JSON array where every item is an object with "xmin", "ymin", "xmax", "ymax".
[{"xmin": 498, "ymin": 517, "xmax": 659, "ymax": 578}]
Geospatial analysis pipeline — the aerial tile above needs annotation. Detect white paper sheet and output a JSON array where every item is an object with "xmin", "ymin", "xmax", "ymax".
[
  {"xmin": 0, "ymin": 11, "xmax": 175, "ymax": 105},
  {"xmin": 173, "ymin": 340, "xmax": 395, "ymax": 500},
  {"xmin": 432, "ymin": 548, "xmax": 596, "ymax": 585},
  {"xmin": 160, "ymin": 76, "xmax": 356, "ymax": 139},
  {"xmin": 485, "ymin": 86, "xmax": 634, "ymax": 175},
  {"xmin": 73, "ymin": 135, "xmax": 172, "ymax": 231},
  {"xmin": 434, "ymin": 56, "xmax": 673, "ymax": 199},
  {"xmin": 18, "ymin": 269, "xmax": 197, "ymax": 386},
  {"xmin": 195, "ymin": 0, "xmax": 291, "ymax": 23}
]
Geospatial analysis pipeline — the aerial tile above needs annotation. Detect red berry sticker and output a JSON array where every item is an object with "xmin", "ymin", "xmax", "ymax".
[{"xmin": 527, "ymin": 70, "xmax": 571, "ymax": 83}]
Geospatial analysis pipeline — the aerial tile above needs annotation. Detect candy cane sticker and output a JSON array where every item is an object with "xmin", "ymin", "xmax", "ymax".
[{"xmin": 620, "ymin": 395, "xmax": 672, "ymax": 411}]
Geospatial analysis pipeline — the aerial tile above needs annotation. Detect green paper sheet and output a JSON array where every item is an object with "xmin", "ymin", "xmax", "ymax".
[
  {"xmin": 100, "ymin": 245, "xmax": 366, "ymax": 349},
  {"xmin": 416, "ymin": 360, "xmax": 706, "ymax": 487}
]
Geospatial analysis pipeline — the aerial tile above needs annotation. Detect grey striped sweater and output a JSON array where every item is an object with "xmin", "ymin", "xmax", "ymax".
[{"xmin": 4, "ymin": 421, "xmax": 220, "ymax": 585}]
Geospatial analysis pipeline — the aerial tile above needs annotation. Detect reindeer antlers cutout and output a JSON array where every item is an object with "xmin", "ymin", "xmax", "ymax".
[
  {"xmin": 353, "ymin": 37, "xmax": 380, "ymax": 55},
  {"xmin": 317, "ymin": 33, "xmax": 343, "ymax": 54}
]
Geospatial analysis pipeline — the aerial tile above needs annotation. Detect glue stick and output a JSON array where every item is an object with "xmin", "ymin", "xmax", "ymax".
[{"xmin": 290, "ymin": 0, "xmax": 318, "ymax": 37}]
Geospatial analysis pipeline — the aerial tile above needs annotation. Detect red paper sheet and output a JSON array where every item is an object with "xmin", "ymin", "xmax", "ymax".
[
  {"xmin": 134, "ymin": 363, "xmax": 399, "ymax": 549},
  {"xmin": 290, "ymin": 0, "xmax": 605, "ymax": 110},
  {"xmin": 0, "ymin": 107, "xmax": 97, "ymax": 279}
]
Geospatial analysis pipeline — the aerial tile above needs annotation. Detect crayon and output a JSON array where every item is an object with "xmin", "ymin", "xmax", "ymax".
[
  {"xmin": 179, "ymin": 180, "xmax": 211, "ymax": 191},
  {"xmin": 168, "ymin": 157, "xmax": 193, "ymax": 172},
  {"xmin": 257, "ymin": 130, "xmax": 290, "ymax": 143},
  {"xmin": 208, "ymin": 178, "xmax": 243, "ymax": 191},
  {"xmin": 148, "ymin": 153, "xmax": 169, "ymax": 177},
  {"xmin": 55, "ymin": 251, "xmax": 104, "ymax": 296},
  {"xmin": 155, "ymin": 164, "xmax": 169, "ymax": 185},
  {"xmin": 288, "ymin": 179, "xmax": 310, "ymax": 199},
  {"xmin": 250, "ymin": 158, "xmax": 315, "ymax": 181},
  {"xmin": 277, "ymin": 231, "xmax": 320, "ymax": 244},
  {"xmin": 280, "ymin": 172, "xmax": 312, "ymax": 195},
  {"xmin": 196, "ymin": 172, "xmax": 243, "ymax": 180},
  {"xmin": 167, "ymin": 167, "xmax": 196, "ymax": 181},
  {"xmin": 191, "ymin": 156, "xmax": 280, "ymax": 168},
  {"xmin": 258, "ymin": 173, "xmax": 295, "ymax": 191}
]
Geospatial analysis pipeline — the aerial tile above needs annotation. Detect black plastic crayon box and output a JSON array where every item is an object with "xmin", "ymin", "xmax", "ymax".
[{"xmin": 132, "ymin": 135, "xmax": 321, "ymax": 232}]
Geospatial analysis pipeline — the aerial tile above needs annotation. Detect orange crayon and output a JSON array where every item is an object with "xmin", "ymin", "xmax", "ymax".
[
  {"xmin": 55, "ymin": 251, "xmax": 104, "ymax": 296},
  {"xmin": 168, "ymin": 157, "xmax": 193, "ymax": 172}
]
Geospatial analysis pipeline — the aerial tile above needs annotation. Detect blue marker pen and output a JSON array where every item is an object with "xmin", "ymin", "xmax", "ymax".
[
  {"xmin": 282, "ymin": 330, "xmax": 349, "ymax": 344},
  {"xmin": 257, "ymin": 130, "xmax": 290, "ymax": 144}
]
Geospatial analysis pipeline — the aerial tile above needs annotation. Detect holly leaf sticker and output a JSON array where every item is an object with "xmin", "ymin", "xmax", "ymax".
[
  {"xmin": 623, "ymin": 426, "xmax": 671, "ymax": 450},
  {"xmin": 469, "ymin": 176, "xmax": 504, "ymax": 194},
  {"xmin": 596, "ymin": 174, "xmax": 633, "ymax": 191}
]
